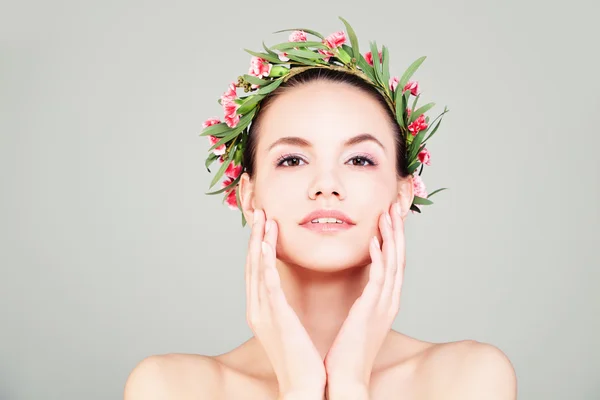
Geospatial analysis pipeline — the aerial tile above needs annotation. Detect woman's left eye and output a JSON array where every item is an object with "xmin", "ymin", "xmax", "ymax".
[{"xmin": 347, "ymin": 155, "xmax": 376, "ymax": 167}]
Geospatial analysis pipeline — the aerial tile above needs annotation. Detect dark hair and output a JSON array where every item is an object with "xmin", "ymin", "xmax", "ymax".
[{"xmin": 242, "ymin": 68, "xmax": 410, "ymax": 178}]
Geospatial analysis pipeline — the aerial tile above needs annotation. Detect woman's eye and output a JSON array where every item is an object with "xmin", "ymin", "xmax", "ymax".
[
  {"xmin": 278, "ymin": 156, "xmax": 305, "ymax": 167},
  {"xmin": 276, "ymin": 155, "xmax": 375, "ymax": 167},
  {"xmin": 347, "ymin": 156, "xmax": 375, "ymax": 167}
]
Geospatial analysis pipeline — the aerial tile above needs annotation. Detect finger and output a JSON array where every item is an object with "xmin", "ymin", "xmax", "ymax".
[
  {"xmin": 249, "ymin": 209, "xmax": 265, "ymax": 316},
  {"xmin": 261, "ymin": 239, "xmax": 285, "ymax": 312},
  {"xmin": 258, "ymin": 240, "xmax": 272, "ymax": 316},
  {"xmin": 263, "ymin": 217, "xmax": 279, "ymax": 254},
  {"xmin": 380, "ymin": 208, "xmax": 397, "ymax": 304},
  {"xmin": 391, "ymin": 202, "xmax": 406, "ymax": 309},
  {"xmin": 260, "ymin": 217, "xmax": 278, "ymax": 315},
  {"xmin": 363, "ymin": 233, "xmax": 384, "ymax": 308}
]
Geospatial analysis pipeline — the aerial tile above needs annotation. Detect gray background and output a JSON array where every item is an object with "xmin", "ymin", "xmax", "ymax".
[{"xmin": 1, "ymin": 0, "xmax": 598, "ymax": 399}]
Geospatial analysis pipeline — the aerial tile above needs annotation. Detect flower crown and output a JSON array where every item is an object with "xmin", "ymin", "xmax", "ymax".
[{"xmin": 200, "ymin": 17, "xmax": 449, "ymax": 226}]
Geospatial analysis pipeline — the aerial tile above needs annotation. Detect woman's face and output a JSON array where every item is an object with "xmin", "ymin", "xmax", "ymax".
[{"xmin": 241, "ymin": 80, "xmax": 410, "ymax": 272}]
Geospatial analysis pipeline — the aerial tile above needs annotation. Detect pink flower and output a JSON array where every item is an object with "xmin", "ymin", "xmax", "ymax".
[
  {"xmin": 208, "ymin": 135, "xmax": 226, "ymax": 156},
  {"xmin": 225, "ymin": 189, "xmax": 238, "ymax": 209},
  {"xmin": 365, "ymin": 51, "xmax": 382, "ymax": 66},
  {"xmin": 318, "ymin": 48, "xmax": 335, "ymax": 62},
  {"xmin": 408, "ymin": 114, "xmax": 428, "ymax": 136},
  {"xmin": 225, "ymin": 161, "xmax": 242, "ymax": 179},
  {"xmin": 248, "ymin": 56, "xmax": 272, "ymax": 78},
  {"xmin": 222, "ymin": 177, "xmax": 238, "ymax": 210},
  {"xmin": 403, "ymin": 80, "xmax": 420, "ymax": 96},
  {"xmin": 418, "ymin": 147, "xmax": 431, "ymax": 166},
  {"xmin": 279, "ymin": 52, "xmax": 289, "ymax": 62},
  {"xmin": 406, "ymin": 108, "xmax": 411, "ymax": 119},
  {"xmin": 222, "ymin": 98, "xmax": 240, "ymax": 128},
  {"xmin": 389, "ymin": 76, "xmax": 399, "ymax": 91},
  {"xmin": 221, "ymin": 82, "xmax": 237, "ymax": 102},
  {"xmin": 219, "ymin": 82, "xmax": 240, "ymax": 128},
  {"xmin": 289, "ymin": 30, "xmax": 307, "ymax": 42},
  {"xmin": 323, "ymin": 31, "xmax": 346, "ymax": 49},
  {"xmin": 413, "ymin": 174, "xmax": 427, "ymax": 198},
  {"xmin": 202, "ymin": 117, "xmax": 221, "ymax": 129}
]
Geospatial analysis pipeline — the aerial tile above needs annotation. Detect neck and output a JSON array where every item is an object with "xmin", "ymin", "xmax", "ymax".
[{"xmin": 275, "ymin": 259, "xmax": 371, "ymax": 359}]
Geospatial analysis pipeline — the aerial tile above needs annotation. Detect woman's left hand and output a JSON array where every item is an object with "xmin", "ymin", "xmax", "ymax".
[{"xmin": 324, "ymin": 200, "xmax": 406, "ymax": 397}]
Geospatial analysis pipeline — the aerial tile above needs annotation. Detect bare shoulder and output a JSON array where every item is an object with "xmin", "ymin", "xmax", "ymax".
[
  {"xmin": 419, "ymin": 340, "xmax": 517, "ymax": 399},
  {"xmin": 124, "ymin": 353, "xmax": 224, "ymax": 400}
]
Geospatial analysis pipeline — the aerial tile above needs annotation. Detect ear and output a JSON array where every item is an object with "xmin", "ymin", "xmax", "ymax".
[
  {"xmin": 396, "ymin": 174, "xmax": 414, "ymax": 220},
  {"xmin": 238, "ymin": 172, "xmax": 256, "ymax": 226}
]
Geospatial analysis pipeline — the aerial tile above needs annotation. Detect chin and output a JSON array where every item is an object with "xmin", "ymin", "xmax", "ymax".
[{"xmin": 276, "ymin": 228, "xmax": 372, "ymax": 272}]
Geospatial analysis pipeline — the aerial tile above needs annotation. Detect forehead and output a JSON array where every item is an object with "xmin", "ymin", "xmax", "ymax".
[{"xmin": 257, "ymin": 80, "xmax": 395, "ymax": 146}]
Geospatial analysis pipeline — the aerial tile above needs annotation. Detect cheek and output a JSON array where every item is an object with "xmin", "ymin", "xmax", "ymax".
[
  {"xmin": 346, "ymin": 172, "xmax": 397, "ymax": 206},
  {"xmin": 256, "ymin": 172, "xmax": 306, "ymax": 213}
]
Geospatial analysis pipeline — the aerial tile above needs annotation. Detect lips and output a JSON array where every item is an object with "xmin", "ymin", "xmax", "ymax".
[{"xmin": 299, "ymin": 209, "xmax": 356, "ymax": 226}]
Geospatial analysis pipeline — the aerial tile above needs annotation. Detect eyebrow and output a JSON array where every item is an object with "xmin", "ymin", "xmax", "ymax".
[{"xmin": 266, "ymin": 133, "xmax": 385, "ymax": 152}]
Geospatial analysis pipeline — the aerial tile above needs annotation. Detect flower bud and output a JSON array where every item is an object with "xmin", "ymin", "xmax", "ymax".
[{"xmin": 269, "ymin": 65, "xmax": 289, "ymax": 77}]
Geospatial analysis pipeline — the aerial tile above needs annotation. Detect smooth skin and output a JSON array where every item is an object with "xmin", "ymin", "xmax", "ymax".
[{"xmin": 124, "ymin": 80, "xmax": 517, "ymax": 399}]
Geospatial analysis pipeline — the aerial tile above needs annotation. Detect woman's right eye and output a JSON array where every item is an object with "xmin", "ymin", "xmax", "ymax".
[{"xmin": 276, "ymin": 155, "xmax": 306, "ymax": 167}]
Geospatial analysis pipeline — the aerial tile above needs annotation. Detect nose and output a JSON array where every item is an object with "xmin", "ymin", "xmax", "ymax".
[{"xmin": 307, "ymin": 169, "xmax": 346, "ymax": 201}]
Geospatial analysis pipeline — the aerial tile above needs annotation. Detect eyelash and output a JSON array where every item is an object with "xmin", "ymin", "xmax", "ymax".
[{"xmin": 275, "ymin": 153, "xmax": 378, "ymax": 168}]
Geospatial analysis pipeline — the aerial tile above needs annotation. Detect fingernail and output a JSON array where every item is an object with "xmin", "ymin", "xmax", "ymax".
[
  {"xmin": 265, "ymin": 219, "xmax": 271, "ymax": 233},
  {"xmin": 386, "ymin": 211, "xmax": 392, "ymax": 225}
]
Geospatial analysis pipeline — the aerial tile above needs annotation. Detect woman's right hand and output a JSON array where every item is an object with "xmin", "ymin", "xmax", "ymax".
[{"xmin": 246, "ymin": 209, "xmax": 326, "ymax": 399}]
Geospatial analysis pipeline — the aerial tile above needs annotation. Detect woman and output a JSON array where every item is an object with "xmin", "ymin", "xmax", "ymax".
[{"xmin": 125, "ymin": 19, "xmax": 517, "ymax": 399}]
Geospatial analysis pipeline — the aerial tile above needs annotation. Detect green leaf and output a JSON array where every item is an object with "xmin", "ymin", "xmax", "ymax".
[
  {"xmin": 407, "ymin": 128, "xmax": 427, "ymax": 164},
  {"xmin": 369, "ymin": 41, "xmax": 384, "ymax": 86},
  {"xmin": 410, "ymin": 102, "xmax": 436, "ymax": 123},
  {"xmin": 356, "ymin": 52, "xmax": 376, "ymax": 82},
  {"xmin": 256, "ymin": 78, "xmax": 283, "ymax": 95},
  {"xmin": 413, "ymin": 195, "xmax": 433, "ymax": 205},
  {"xmin": 407, "ymin": 160, "xmax": 421, "ymax": 175},
  {"xmin": 403, "ymin": 91, "xmax": 411, "ymax": 125},
  {"xmin": 208, "ymin": 108, "xmax": 256, "ymax": 152},
  {"xmin": 235, "ymin": 187, "xmax": 247, "ymax": 227},
  {"xmin": 205, "ymin": 173, "xmax": 241, "ymax": 195},
  {"xmin": 341, "ymin": 43, "xmax": 354, "ymax": 60},
  {"xmin": 422, "ymin": 106, "xmax": 449, "ymax": 144},
  {"xmin": 199, "ymin": 122, "xmax": 230, "ymax": 137},
  {"xmin": 243, "ymin": 48, "xmax": 284, "ymax": 64},
  {"xmin": 396, "ymin": 90, "xmax": 409, "ymax": 128},
  {"xmin": 209, "ymin": 150, "xmax": 235, "ymax": 189},
  {"xmin": 427, "ymin": 187, "xmax": 448, "ymax": 198},
  {"xmin": 410, "ymin": 204, "xmax": 421, "ymax": 213},
  {"xmin": 262, "ymin": 41, "xmax": 277, "ymax": 56},
  {"xmin": 243, "ymin": 74, "xmax": 271, "ymax": 86},
  {"xmin": 399, "ymin": 56, "xmax": 426, "ymax": 89},
  {"xmin": 285, "ymin": 48, "xmax": 328, "ymax": 60},
  {"xmin": 411, "ymin": 93, "xmax": 420, "ymax": 115},
  {"xmin": 381, "ymin": 45, "xmax": 391, "ymax": 96},
  {"xmin": 234, "ymin": 142, "xmax": 243, "ymax": 164},
  {"xmin": 237, "ymin": 94, "xmax": 265, "ymax": 115},
  {"xmin": 205, "ymin": 152, "xmax": 219, "ymax": 172},
  {"xmin": 284, "ymin": 52, "xmax": 322, "ymax": 66},
  {"xmin": 269, "ymin": 41, "xmax": 328, "ymax": 51},
  {"xmin": 338, "ymin": 16, "xmax": 359, "ymax": 63}
]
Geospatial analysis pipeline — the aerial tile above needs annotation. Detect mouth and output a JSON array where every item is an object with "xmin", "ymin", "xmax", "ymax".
[{"xmin": 299, "ymin": 210, "xmax": 356, "ymax": 233}]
